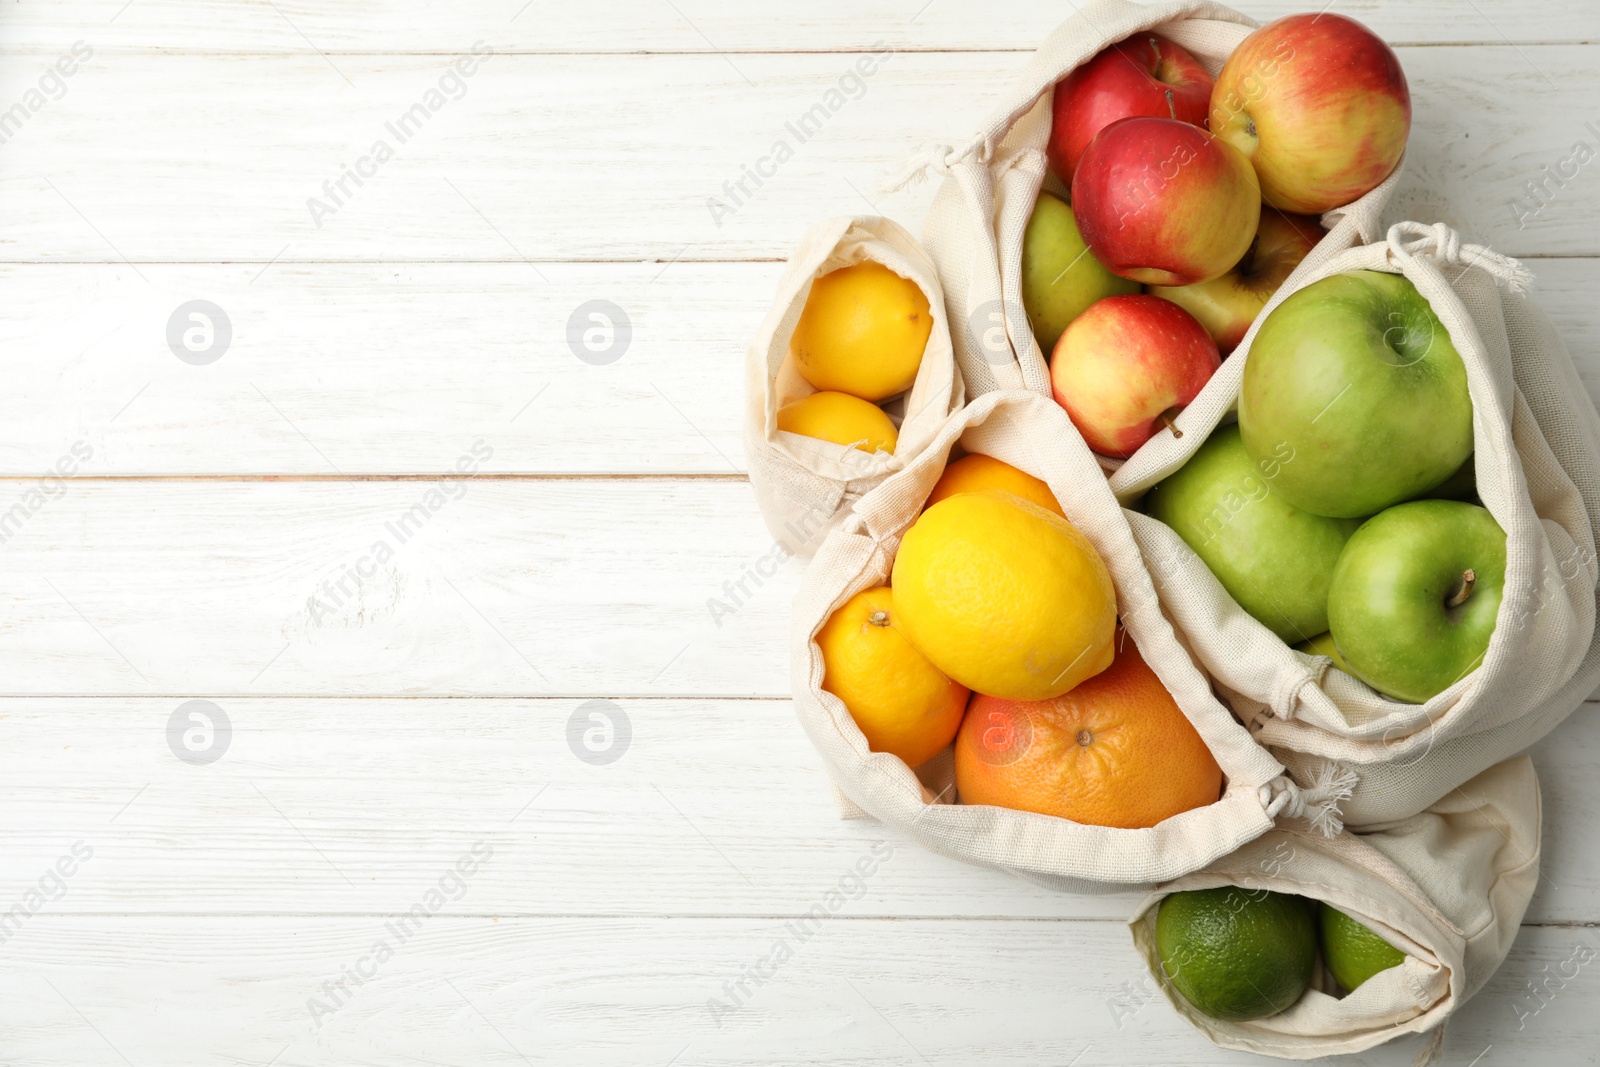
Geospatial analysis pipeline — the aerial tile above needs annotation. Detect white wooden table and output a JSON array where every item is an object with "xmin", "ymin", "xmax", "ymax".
[{"xmin": 0, "ymin": 2, "xmax": 1596, "ymax": 1063}]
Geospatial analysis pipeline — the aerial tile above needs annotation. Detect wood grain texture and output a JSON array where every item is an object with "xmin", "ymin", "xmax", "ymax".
[
  {"xmin": 8, "ymin": 0, "xmax": 1598, "ymax": 51},
  {"xmin": 0, "ymin": 479, "xmax": 796, "ymax": 697},
  {"xmin": 0, "ymin": 917, "xmax": 1592, "ymax": 1066},
  {"xmin": 2, "ymin": 1, "xmax": 1597, "ymax": 1063},
  {"xmin": 0, "ymin": 261, "xmax": 763, "ymax": 476},
  {"xmin": 1, "ymin": 48, "xmax": 1597, "ymax": 264},
  {"xmin": 0, "ymin": 695, "xmax": 1591, "ymax": 923},
  {"xmin": 0, "ymin": 257, "xmax": 1594, "ymax": 476}
]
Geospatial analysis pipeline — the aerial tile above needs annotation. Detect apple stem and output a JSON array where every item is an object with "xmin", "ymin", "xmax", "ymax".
[
  {"xmin": 1446, "ymin": 569, "xmax": 1477, "ymax": 609},
  {"xmin": 867, "ymin": 610, "xmax": 891, "ymax": 627},
  {"xmin": 1164, "ymin": 87, "xmax": 1176, "ymax": 120},
  {"xmin": 1158, "ymin": 408, "xmax": 1184, "ymax": 439}
]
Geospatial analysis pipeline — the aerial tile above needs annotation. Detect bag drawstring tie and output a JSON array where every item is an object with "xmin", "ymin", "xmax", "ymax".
[
  {"xmin": 1413, "ymin": 1021, "xmax": 1447, "ymax": 1066},
  {"xmin": 1386, "ymin": 220, "xmax": 1534, "ymax": 296},
  {"xmin": 884, "ymin": 136, "xmax": 995, "ymax": 193},
  {"xmin": 1259, "ymin": 761, "xmax": 1359, "ymax": 837}
]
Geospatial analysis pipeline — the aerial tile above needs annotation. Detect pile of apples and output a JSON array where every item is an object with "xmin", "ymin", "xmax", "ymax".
[
  {"xmin": 1150, "ymin": 271, "xmax": 1499, "ymax": 705},
  {"xmin": 1030, "ymin": 12, "xmax": 1503, "ymax": 705},
  {"xmin": 1025, "ymin": 12, "xmax": 1410, "ymax": 457}
]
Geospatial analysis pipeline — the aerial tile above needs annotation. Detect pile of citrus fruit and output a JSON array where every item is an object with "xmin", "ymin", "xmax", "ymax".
[
  {"xmin": 776, "ymin": 261, "xmax": 933, "ymax": 457},
  {"xmin": 1157, "ymin": 888, "xmax": 1405, "ymax": 1020},
  {"xmin": 801, "ymin": 267, "xmax": 1226, "ymax": 832}
]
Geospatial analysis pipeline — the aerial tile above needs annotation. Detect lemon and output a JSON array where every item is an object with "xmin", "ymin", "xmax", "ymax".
[
  {"xmin": 890, "ymin": 489, "xmax": 1116, "ymax": 701},
  {"xmin": 792, "ymin": 261, "xmax": 933, "ymax": 401},
  {"xmin": 925, "ymin": 454, "xmax": 1065, "ymax": 518},
  {"xmin": 816, "ymin": 587, "xmax": 970, "ymax": 767},
  {"xmin": 777, "ymin": 391, "xmax": 898, "ymax": 454},
  {"xmin": 1320, "ymin": 902, "xmax": 1405, "ymax": 992},
  {"xmin": 1156, "ymin": 886, "xmax": 1316, "ymax": 1021}
]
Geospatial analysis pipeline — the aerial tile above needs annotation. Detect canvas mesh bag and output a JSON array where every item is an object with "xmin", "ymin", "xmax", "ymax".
[
  {"xmin": 1111, "ymin": 221, "xmax": 1600, "ymax": 827},
  {"xmin": 888, "ymin": 0, "xmax": 1399, "ymax": 440},
  {"xmin": 1129, "ymin": 755, "xmax": 1541, "ymax": 1062},
  {"xmin": 745, "ymin": 215, "xmax": 962, "ymax": 557},
  {"xmin": 791, "ymin": 389, "xmax": 1360, "ymax": 889}
]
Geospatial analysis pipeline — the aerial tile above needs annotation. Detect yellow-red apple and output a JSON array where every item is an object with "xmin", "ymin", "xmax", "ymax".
[
  {"xmin": 1147, "ymin": 209, "xmax": 1322, "ymax": 354},
  {"xmin": 1070, "ymin": 117, "xmax": 1260, "ymax": 286},
  {"xmin": 1209, "ymin": 13, "xmax": 1410, "ymax": 214},
  {"xmin": 1049, "ymin": 294, "xmax": 1220, "ymax": 458},
  {"xmin": 1047, "ymin": 34, "xmax": 1214, "ymax": 186}
]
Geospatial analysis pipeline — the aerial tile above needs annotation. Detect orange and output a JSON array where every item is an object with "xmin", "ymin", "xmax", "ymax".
[
  {"xmin": 891, "ymin": 489, "xmax": 1116, "ymax": 701},
  {"xmin": 791, "ymin": 261, "xmax": 932, "ymax": 401},
  {"xmin": 816, "ymin": 587, "xmax": 969, "ymax": 767},
  {"xmin": 954, "ymin": 631, "xmax": 1222, "ymax": 828},
  {"xmin": 777, "ymin": 391, "xmax": 898, "ymax": 454},
  {"xmin": 925, "ymin": 453, "xmax": 1065, "ymax": 518}
]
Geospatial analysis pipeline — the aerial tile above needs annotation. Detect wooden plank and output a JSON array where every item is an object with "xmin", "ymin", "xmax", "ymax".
[
  {"xmin": 2, "ymin": 48, "xmax": 1599, "ymax": 263},
  {"xmin": 0, "ymin": 694, "xmax": 1591, "ymax": 922},
  {"xmin": 0, "ymin": 916, "xmax": 1590, "ymax": 1065},
  {"xmin": 0, "ymin": 261, "xmax": 763, "ymax": 476},
  {"xmin": 0, "ymin": 256, "xmax": 1595, "ymax": 477},
  {"xmin": 0, "ymin": 696, "xmax": 1133, "ymax": 921},
  {"xmin": 0, "ymin": 478, "xmax": 796, "ymax": 697},
  {"xmin": 7, "ymin": 0, "xmax": 1597, "ymax": 52}
]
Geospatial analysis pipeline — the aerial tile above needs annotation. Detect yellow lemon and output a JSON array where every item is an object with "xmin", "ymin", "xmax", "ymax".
[
  {"xmin": 792, "ymin": 261, "xmax": 933, "ymax": 401},
  {"xmin": 891, "ymin": 489, "xmax": 1116, "ymax": 700},
  {"xmin": 817, "ymin": 587, "xmax": 970, "ymax": 767},
  {"xmin": 777, "ymin": 391, "xmax": 897, "ymax": 454},
  {"xmin": 926, "ymin": 453, "xmax": 1065, "ymax": 518}
]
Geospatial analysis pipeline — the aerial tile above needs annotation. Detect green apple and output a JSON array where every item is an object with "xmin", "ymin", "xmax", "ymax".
[
  {"xmin": 1021, "ymin": 192, "xmax": 1138, "ymax": 355},
  {"xmin": 1239, "ymin": 270, "xmax": 1473, "ymax": 518},
  {"xmin": 1295, "ymin": 631, "xmax": 1352, "ymax": 673},
  {"xmin": 1145, "ymin": 424, "xmax": 1362, "ymax": 643},
  {"xmin": 1426, "ymin": 453, "xmax": 1477, "ymax": 502},
  {"xmin": 1327, "ymin": 500, "xmax": 1506, "ymax": 703}
]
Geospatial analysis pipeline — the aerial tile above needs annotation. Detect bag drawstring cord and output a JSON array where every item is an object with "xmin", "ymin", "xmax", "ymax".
[
  {"xmin": 884, "ymin": 136, "xmax": 995, "ymax": 193},
  {"xmin": 1386, "ymin": 220, "xmax": 1534, "ymax": 296},
  {"xmin": 1259, "ymin": 761, "xmax": 1359, "ymax": 837}
]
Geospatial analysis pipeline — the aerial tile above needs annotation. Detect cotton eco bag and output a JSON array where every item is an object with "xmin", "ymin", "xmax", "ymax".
[
  {"xmin": 792, "ymin": 389, "xmax": 1356, "ymax": 889},
  {"xmin": 1115, "ymin": 222, "xmax": 1599, "ymax": 826},
  {"xmin": 1129, "ymin": 755, "xmax": 1541, "ymax": 1061},
  {"xmin": 889, "ymin": 0, "xmax": 1398, "ymax": 424},
  {"xmin": 746, "ymin": 216, "xmax": 962, "ymax": 556}
]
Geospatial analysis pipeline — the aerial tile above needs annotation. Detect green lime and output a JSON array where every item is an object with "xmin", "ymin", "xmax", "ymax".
[
  {"xmin": 1320, "ymin": 902, "xmax": 1405, "ymax": 991},
  {"xmin": 1156, "ymin": 886, "xmax": 1316, "ymax": 1021}
]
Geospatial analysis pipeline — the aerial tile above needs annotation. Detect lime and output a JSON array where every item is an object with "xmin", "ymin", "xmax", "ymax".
[
  {"xmin": 1320, "ymin": 902, "xmax": 1405, "ymax": 991},
  {"xmin": 1155, "ymin": 886, "xmax": 1316, "ymax": 1021}
]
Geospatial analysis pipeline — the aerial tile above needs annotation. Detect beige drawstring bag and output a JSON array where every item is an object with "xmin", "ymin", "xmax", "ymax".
[
  {"xmin": 745, "ymin": 216, "xmax": 963, "ymax": 556},
  {"xmin": 1114, "ymin": 222, "xmax": 1600, "ymax": 826},
  {"xmin": 888, "ymin": 0, "xmax": 1399, "ymax": 439},
  {"xmin": 1129, "ymin": 755, "xmax": 1541, "ymax": 1062},
  {"xmin": 792, "ymin": 389, "xmax": 1358, "ymax": 889}
]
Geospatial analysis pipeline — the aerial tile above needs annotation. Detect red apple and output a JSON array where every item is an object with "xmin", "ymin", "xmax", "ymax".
[
  {"xmin": 1049, "ymin": 294, "xmax": 1221, "ymax": 458},
  {"xmin": 1047, "ymin": 33, "xmax": 1214, "ymax": 186},
  {"xmin": 1209, "ymin": 13, "xmax": 1410, "ymax": 214},
  {"xmin": 1071, "ymin": 116, "xmax": 1261, "ymax": 286},
  {"xmin": 1147, "ymin": 209, "xmax": 1323, "ymax": 354}
]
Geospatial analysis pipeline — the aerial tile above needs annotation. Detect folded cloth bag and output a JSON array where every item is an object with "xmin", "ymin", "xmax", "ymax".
[
  {"xmin": 1114, "ymin": 222, "xmax": 1600, "ymax": 826},
  {"xmin": 746, "ymin": 216, "xmax": 962, "ymax": 557},
  {"xmin": 792, "ymin": 389, "xmax": 1357, "ymax": 890},
  {"xmin": 1129, "ymin": 755, "xmax": 1541, "ymax": 1062},
  {"xmin": 889, "ymin": 0, "xmax": 1399, "ymax": 459}
]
